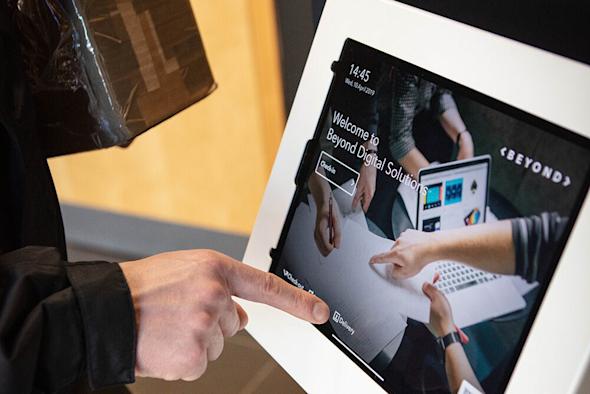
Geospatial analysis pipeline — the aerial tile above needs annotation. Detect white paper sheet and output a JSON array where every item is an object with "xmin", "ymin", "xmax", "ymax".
[
  {"xmin": 329, "ymin": 178, "xmax": 369, "ymax": 231},
  {"xmin": 308, "ymin": 194, "xmax": 433, "ymax": 322},
  {"xmin": 281, "ymin": 200, "xmax": 433, "ymax": 361}
]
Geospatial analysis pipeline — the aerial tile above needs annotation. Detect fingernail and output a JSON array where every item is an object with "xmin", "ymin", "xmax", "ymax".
[
  {"xmin": 313, "ymin": 302, "xmax": 329, "ymax": 322},
  {"xmin": 370, "ymin": 254, "xmax": 382, "ymax": 263}
]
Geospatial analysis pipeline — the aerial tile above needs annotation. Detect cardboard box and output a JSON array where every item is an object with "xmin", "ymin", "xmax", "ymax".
[{"xmin": 11, "ymin": 0, "xmax": 216, "ymax": 156}]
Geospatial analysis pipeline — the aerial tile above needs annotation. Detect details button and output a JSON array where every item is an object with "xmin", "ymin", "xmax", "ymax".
[{"xmin": 314, "ymin": 151, "xmax": 360, "ymax": 196}]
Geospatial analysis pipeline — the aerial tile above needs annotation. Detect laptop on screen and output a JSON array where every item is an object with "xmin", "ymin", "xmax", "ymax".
[
  {"xmin": 414, "ymin": 156, "xmax": 527, "ymax": 328},
  {"xmin": 417, "ymin": 156, "xmax": 490, "ymax": 233}
]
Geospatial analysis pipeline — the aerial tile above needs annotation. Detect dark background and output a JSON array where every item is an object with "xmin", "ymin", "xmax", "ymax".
[
  {"xmin": 274, "ymin": 0, "xmax": 590, "ymax": 114},
  {"xmin": 455, "ymin": 96, "xmax": 590, "ymax": 217}
]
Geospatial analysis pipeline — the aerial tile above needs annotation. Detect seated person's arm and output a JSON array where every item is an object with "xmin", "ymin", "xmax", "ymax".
[
  {"xmin": 432, "ymin": 89, "xmax": 474, "ymax": 161},
  {"xmin": 353, "ymin": 140, "xmax": 378, "ymax": 212},
  {"xmin": 390, "ymin": 72, "xmax": 429, "ymax": 178},
  {"xmin": 370, "ymin": 222, "xmax": 514, "ymax": 279},
  {"xmin": 370, "ymin": 212, "xmax": 567, "ymax": 283},
  {"xmin": 398, "ymin": 147, "xmax": 429, "ymax": 179},
  {"xmin": 429, "ymin": 221, "xmax": 515, "ymax": 275},
  {"xmin": 423, "ymin": 282, "xmax": 484, "ymax": 393},
  {"xmin": 511, "ymin": 212, "xmax": 568, "ymax": 283},
  {"xmin": 438, "ymin": 107, "xmax": 474, "ymax": 161}
]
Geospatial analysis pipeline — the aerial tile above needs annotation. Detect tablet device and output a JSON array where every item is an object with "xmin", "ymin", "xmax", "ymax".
[{"xmin": 242, "ymin": 1, "xmax": 590, "ymax": 393}]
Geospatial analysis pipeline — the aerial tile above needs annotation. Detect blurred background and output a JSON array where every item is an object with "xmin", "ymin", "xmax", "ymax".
[
  {"xmin": 48, "ymin": 0, "xmax": 325, "ymax": 236},
  {"xmin": 47, "ymin": 1, "xmax": 324, "ymax": 392}
]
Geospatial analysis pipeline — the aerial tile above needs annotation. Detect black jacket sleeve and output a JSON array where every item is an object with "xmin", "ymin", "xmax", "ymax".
[
  {"xmin": 511, "ymin": 212, "xmax": 569, "ymax": 284},
  {"xmin": 0, "ymin": 246, "xmax": 136, "ymax": 393}
]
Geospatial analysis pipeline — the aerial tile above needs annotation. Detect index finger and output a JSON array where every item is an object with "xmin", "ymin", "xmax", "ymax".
[
  {"xmin": 369, "ymin": 248, "xmax": 399, "ymax": 265},
  {"xmin": 226, "ymin": 260, "xmax": 330, "ymax": 324}
]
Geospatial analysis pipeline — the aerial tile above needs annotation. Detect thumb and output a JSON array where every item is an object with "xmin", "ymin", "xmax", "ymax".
[{"xmin": 422, "ymin": 282, "xmax": 439, "ymax": 300}]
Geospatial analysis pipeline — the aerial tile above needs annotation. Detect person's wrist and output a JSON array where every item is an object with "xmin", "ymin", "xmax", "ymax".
[
  {"xmin": 318, "ymin": 197, "xmax": 331, "ymax": 215},
  {"xmin": 118, "ymin": 261, "xmax": 136, "ymax": 292},
  {"xmin": 313, "ymin": 190, "xmax": 332, "ymax": 212},
  {"xmin": 117, "ymin": 261, "xmax": 144, "ymax": 374},
  {"xmin": 363, "ymin": 140, "xmax": 377, "ymax": 150},
  {"xmin": 428, "ymin": 231, "xmax": 452, "ymax": 262},
  {"xmin": 458, "ymin": 130, "xmax": 472, "ymax": 147},
  {"xmin": 456, "ymin": 128, "xmax": 468, "ymax": 140},
  {"xmin": 439, "ymin": 323, "xmax": 455, "ymax": 337},
  {"xmin": 366, "ymin": 159, "xmax": 377, "ymax": 168},
  {"xmin": 420, "ymin": 232, "xmax": 441, "ymax": 267},
  {"xmin": 118, "ymin": 262, "xmax": 142, "ymax": 315},
  {"xmin": 442, "ymin": 338, "xmax": 462, "ymax": 354},
  {"xmin": 362, "ymin": 163, "xmax": 377, "ymax": 177}
]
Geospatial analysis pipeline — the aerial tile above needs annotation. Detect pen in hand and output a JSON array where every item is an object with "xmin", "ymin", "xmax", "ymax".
[{"xmin": 328, "ymin": 195, "xmax": 334, "ymax": 246}]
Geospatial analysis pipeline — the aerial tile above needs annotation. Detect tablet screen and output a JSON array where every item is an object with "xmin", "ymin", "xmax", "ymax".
[{"xmin": 270, "ymin": 39, "xmax": 590, "ymax": 393}]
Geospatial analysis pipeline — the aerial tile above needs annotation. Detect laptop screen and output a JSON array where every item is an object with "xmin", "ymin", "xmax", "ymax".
[
  {"xmin": 269, "ymin": 38, "xmax": 590, "ymax": 393},
  {"xmin": 418, "ymin": 158, "xmax": 489, "ymax": 232}
]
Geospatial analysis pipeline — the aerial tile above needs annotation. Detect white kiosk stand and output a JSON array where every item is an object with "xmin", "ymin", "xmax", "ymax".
[{"xmin": 241, "ymin": 1, "xmax": 590, "ymax": 392}]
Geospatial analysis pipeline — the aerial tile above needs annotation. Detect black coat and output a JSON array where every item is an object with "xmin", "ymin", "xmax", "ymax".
[{"xmin": 0, "ymin": 5, "xmax": 135, "ymax": 393}]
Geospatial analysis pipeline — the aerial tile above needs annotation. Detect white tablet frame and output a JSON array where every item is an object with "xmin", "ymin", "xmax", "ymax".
[{"xmin": 241, "ymin": 0, "xmax": 590, "ymax": 392}]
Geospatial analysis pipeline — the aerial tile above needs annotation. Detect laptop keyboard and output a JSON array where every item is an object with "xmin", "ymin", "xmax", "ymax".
[{"xmin": 434, "ymin": 260, "xmax": 500, "ymax": 294}]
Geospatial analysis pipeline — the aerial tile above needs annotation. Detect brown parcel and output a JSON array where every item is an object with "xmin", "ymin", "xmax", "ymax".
[{"xmin": 11, "ymin": 0, "xmax": 216, "ymax": 156}]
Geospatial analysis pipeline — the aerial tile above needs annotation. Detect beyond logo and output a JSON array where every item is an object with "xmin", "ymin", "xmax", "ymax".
[
  {"xmin": 500, "ymin": 147, "xmax": 571, "ymax": 187},
  {"xmin": 332, "ymin": 311, "xmax": 355, "ymax": 336}
]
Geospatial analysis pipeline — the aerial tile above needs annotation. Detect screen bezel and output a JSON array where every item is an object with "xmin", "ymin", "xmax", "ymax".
[{"xmin": 242, "ymin": 1, "xmax": 590, "ymax": 393}]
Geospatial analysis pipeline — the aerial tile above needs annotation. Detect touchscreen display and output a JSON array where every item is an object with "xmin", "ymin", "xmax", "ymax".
[{"xmin": 270, "ymin": 39, "xmax": 590, "ymax": 393}]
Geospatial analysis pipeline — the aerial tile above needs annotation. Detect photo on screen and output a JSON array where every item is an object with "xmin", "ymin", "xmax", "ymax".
[{"xmin": 269, "ymin": 39, "xmax": 590, "ymax": 394}]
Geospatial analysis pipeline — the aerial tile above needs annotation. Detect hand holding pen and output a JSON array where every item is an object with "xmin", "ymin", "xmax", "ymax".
[
  {"xmin": 329, "ymin": 196, "xmax": 334, "ymax": 245},
  {"xmin": 314, "ymin": 193, "xmax": 342, "ymax": 257}
]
